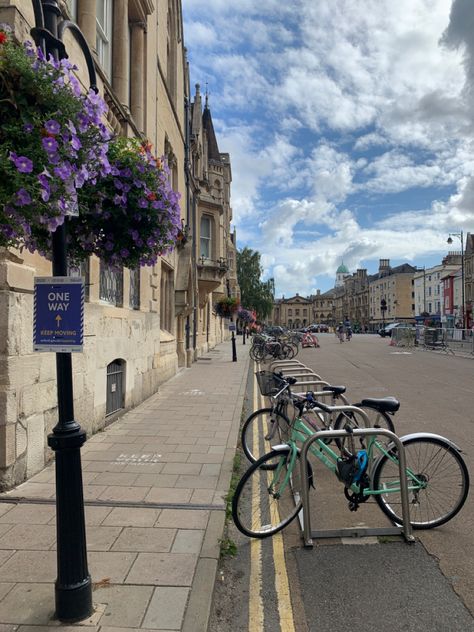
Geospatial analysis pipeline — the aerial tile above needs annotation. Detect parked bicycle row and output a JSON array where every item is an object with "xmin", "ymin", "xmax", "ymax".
[
  {"xmin": 249, "ymin": 328, "xmax": 320, "ymax": 362},
  {"xmin": 232, "ymin": 357, "xmax": 470, "ymax": 539}
]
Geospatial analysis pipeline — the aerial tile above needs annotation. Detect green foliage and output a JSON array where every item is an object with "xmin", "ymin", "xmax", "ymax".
[
  {"xmin": 236, "ymin": 247, "xmax": 274, "ymax": 320},
  {"xmin": 219, "ymin": 537, "xmax": 237, "ymax": 557}
]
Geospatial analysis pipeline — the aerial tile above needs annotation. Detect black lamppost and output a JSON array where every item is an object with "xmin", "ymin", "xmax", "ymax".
[
  {"xmin": 226, "ymin": 278, "xmax": 237, "ymax": 361},
  {"xmin": 30, "ymin": 0, "xmax": 96, "ymax": 622},
  {"xmin": 381, "ymin": 298, "xmax": 387, "ymax": 330},
  {"xmin": 447, "ymin": 231, "xmax": 465, "ymax": 330}
]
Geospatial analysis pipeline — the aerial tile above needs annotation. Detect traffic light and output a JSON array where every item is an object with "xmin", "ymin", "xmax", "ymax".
[{"xmin": 380, "ymin": 299, "xmax": 387, "ymax": 311}]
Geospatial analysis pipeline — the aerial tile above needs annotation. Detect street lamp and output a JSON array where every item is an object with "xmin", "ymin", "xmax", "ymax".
[
  {"xmin": 30, "ymin": 0, "xmax": 96, "ymax": 622},
  {"xmin": 447, "ymin": 231, "xmax": 465, "ymax": 330}
]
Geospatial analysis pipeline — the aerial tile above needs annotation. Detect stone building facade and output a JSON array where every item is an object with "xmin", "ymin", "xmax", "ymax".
[
  {"xmin": 271, "ymin": 294, "xmax": 312, "ymax": 329},
  {"xmin": 0, "ymin": 1, "xmax": 237, "ymax": 488},
  {"xmin": 464, "ymin": 233, "xmax": 473, "ymax": 328},
  {"xmin": 368, "ymin": 260, "xmax": 416, "ymax": 329},
  {"xmin": 189, "ymin": 87, "xmax": 239, "ymax": 355}
]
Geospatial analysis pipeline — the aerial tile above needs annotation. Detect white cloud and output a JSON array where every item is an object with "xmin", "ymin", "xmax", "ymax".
[{"xmin": 183, "ymin": 0, "xmax": 474, "ymax": 296}]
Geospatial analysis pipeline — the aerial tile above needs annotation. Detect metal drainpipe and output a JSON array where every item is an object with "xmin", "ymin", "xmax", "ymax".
[
  {"xmin": 184, "ymin": 95, "xmax": 191, "ymax": 352},
  {"xmin": 192, "ymin": 195, "xmax": 198, "ymax": 354}
]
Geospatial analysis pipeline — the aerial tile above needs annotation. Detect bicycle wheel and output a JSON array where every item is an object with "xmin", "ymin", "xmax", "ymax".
[
  {"xmin": 232, "ymin": 447, "xmax": 307, "ymax": 538},
  {"xmin": 281, "ymin": 343, "xmax": 295, "ymax": 360},
  {"xmin": 373, "ymin": 436, "xmax": 469, "ymax": 529},
  {"xmin": 241, "ymin": 408, "xmax": 292, "ymax": 466},
  {"xmin": 333, "ymin": 406, "xmax": 394, "ymax": 452}
]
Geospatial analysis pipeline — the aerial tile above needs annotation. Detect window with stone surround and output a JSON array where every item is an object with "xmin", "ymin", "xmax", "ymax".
[
  {"xmin": 200, "ymin": 215, "xmax": 212, "ymax": 260},
  {"xmin": 68, "ymin": 258, "xmax": 90, "ymax": 302},
  {"xmin": 166, "ymin": 0, "xmax": 177, "ymax": 104},
  {"xmin": 160, "ymin": 263, "xmax": 174, "ymax": 332},
  {"xmin": 129, "ymin": 268, "xmax": 140, "ymax": 310},
  {"xmin": 96, "ymin": 0, "xmax": 113, "ymax": 79},
  {"xmin": 100, "ymin": 261, "xmax": 123, "ymax": 306}
]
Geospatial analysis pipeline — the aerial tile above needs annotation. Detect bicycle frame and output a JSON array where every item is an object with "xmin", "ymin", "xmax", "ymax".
[
  {"xmin": 283, "ymin": 417, "xmax": 425, "ymax": 498},
  {"xmin": 268, "ymin": 413, "xmax": 416, "ymax": 543}
]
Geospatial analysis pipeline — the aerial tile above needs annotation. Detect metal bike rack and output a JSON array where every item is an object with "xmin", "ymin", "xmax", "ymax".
[{"xmin": 299, "ymin": 422, "xmax": 415, "ymax": 547}]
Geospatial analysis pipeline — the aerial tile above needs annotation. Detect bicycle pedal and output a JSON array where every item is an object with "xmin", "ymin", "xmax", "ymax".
[{"xmin": 348, "ymin": 502, "xmax": 359, "ymax": 512}]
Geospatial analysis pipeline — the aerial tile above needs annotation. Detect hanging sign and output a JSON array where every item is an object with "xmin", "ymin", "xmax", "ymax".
[{"xmin": 33, "ymin": 277, "xmax": 84, "ymax": 352}]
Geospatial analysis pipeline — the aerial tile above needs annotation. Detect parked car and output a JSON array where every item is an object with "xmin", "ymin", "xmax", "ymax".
[
  {"xmin": 378, "ymin": 322, "xmax": 415, "ymax": 337},
  {"xmin": 378, "ymin": 322, "xmax": 401, "ymax": 337}
]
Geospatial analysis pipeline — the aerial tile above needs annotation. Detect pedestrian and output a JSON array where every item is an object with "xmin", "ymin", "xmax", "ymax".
[{"xmin": 337, "ymin": 322, "xmax": 344, "ymax": 343}]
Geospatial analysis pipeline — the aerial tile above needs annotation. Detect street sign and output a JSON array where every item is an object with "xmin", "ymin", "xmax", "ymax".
[
  {"xmin": 228, "ymin": 324, "xmax": 236, "ymax": 331},
  {"xmin": 34, "ymin": 277, "xmax": 84, "ymax": 352}
]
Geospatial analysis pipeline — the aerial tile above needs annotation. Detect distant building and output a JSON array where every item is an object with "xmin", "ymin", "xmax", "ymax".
[
  {"xmin": 465, "ymin": 233, "xmax": 473, "ymax": 328},
  {"xmin": 271, "ymin": 294, "xmax": 312, "ymax": 329},
  {"xmin": 335, "ymin": 262, "xmax": 350, "ymax": 288},
  {"xmin": 413, "ymin": 254, "xmax": 461, "ymax": 324},
  {"xmin": 369, "ymin": 259, "xmax": 417, "ymax": 329}
]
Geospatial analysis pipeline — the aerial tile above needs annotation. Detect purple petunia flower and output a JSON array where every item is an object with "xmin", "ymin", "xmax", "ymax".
[
  {"xmin": 42, "ymin": 137, "xmax": 58, "ymax": 153},
  {"xmin": 47, "ymin": 152, "xmax": 61, "ymax": 165},
  {"xmin": 9, "ymin": 153, "xmax": 33, "ymax": 173},
  {"xmin": 120, "ymin": 248, "xmax": 129, "ymax": 258},
  {"xmin": 114, "ymin": 193, "xmax": 127, "ymax": 206},
  {"xmin": 15, "ymin": 188, "xmax": 32, "ymax": 206},
  {"xmin": 54, "ymin": 163, "xmax": 73, "ymax": 180},
  {"xmin": 105, "ymin": 241, "xmax": 114, "ymax": 251},
  {"xmin": 71, "ymin": 135, "xmax": 82, "ymax": 151},
  {"xmin": 44, "ymin": 119, "xmax": 61, "ymax": 135},
  {"xmin": 138, "ymin": 198, "xmax": 148, "ymax": 208},
  {"xmin": 23, "ymin": 123, "xmax": 34, "ymax": 134}
]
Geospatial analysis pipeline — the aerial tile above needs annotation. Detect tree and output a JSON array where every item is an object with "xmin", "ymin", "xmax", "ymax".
[{"xmin": 236, "ymin": 247, "xmax": 274, "ymax": 320}]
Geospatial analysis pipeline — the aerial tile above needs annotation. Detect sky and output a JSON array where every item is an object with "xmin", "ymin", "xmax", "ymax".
[{"xmin": 182, "ymin": 0, "xmax": 474, "ymax": 297}]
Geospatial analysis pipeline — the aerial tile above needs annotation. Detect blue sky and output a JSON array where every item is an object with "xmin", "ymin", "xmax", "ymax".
[{"xmin": 182, "ymin": 0, "xmax": 474, "ymax": 296}]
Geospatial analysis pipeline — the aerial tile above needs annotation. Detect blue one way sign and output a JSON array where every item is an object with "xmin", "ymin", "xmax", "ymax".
[{"xmin": 34, "ymin": 277, "xmax": 84, "ymax": 352}]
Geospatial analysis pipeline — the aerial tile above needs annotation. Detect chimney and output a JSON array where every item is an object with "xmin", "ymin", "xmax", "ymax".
[{"xmin": 317, "ymin": 289, "xmax": 321, "ymax": 295}]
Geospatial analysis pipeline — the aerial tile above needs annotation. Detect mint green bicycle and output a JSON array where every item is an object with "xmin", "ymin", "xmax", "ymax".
[{"xmin": 232, "ymin": 397, "xmax": 469, "ymax": 538}]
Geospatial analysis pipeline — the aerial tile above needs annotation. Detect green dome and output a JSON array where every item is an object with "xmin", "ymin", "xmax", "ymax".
[{"xmin": 336, "ymin": 263, "xmax": 349, "ymax": 274}]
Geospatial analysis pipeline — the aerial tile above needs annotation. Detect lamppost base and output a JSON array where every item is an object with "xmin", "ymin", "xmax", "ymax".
[
  {"xmin": 54, "ymin": 577, "xmax": 93, "ymax": 623},
  {"xmin": 48, "ymin": 425, "xmax": 92, "ymax": 623}
]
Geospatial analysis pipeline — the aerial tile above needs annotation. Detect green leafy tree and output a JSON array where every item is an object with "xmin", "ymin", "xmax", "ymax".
[{"xmin": 236, "ymin": 247, "xmax": 274, "ymax": 320}]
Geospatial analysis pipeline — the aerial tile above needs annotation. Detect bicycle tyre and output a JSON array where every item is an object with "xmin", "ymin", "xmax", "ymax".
[
  {"xmin": 372, "ymin": 436, "xmax": 469, "ymax": 529},
  {"xmin": 241, "ymin": 407, "xmax": 292, "ymax": 466},
  {"xmin": 281, "ymin": 343, "xmax": 295, "ymax": 360},
  {"xmin": 232, "ymin": 447, "xmax": 306, "ymax": 538},
  {"xmin": 333, "ymin": 406, "xmax": 394, "ymax": 451}
]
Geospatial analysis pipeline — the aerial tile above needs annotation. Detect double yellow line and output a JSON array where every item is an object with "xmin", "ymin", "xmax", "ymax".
[{"xmin": 248, "ymin": 369, "xmax": 296, "ymax": 632}]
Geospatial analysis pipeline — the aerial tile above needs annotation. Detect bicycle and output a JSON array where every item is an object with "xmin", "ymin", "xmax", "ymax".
[
  {"xmin": 249, "ymin": 335, "xmax": 296, "ymax": 363},
  {"xmin": 241, "ymin": 370, "xmax": 396, "ymax": 467},
  {"xmin": 232, "ymin": 398, "xmax": 469, "ymax": 538}
]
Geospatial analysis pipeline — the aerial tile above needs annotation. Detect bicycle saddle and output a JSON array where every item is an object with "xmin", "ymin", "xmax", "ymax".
[{"xmin": 359, "ymin": 397, "xmax": 400, "ymax": 413}]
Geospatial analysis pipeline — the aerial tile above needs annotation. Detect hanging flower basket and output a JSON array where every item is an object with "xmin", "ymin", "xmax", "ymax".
[
  {"xmin": 64, "ymin": 137, "xmax": 181, "ymax": 267},
  {"xmin": 176, "ymin": 220, "xmax": 190, "ymax": 249},
  {"xmin": 215, "ymin": 297, "xmax": 239, "ymax": 318},
  {"xmin": 237, "ymin": 307, "xmax": 256, "ymax": 323},
  {"xmin": 0, "ymin": 28, "xmax": 111, "ymax": 254}
]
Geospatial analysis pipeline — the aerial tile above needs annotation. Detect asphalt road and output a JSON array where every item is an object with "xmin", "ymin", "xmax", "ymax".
[
  {"xmin": 297, "ymin": 334, "xmax": 474, "ymax": 616},
  {"xmin": 209, "ymin": 334, "xmax": 474, "ymax": 631}
]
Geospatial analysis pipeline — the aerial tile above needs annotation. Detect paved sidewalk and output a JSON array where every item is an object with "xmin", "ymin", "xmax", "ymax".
[{"xmin": 0, "ymin": 342, "xmax": 249, "ymax": 632}]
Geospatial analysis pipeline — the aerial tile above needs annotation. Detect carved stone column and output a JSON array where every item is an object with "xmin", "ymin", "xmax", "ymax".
[
  {"xmin": 77, "ymin": 0, "xmax": 96, "ymax": 51},
  {"xmin": 112, "ymin": 0, "xmax": 129, "ymax": 105},
  {"xmin": 130, "ymin": 21, "xmax": 145, "ymax": 132}
]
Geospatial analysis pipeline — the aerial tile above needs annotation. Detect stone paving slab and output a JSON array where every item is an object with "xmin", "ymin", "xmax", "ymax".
[{"xmin": 0, "ymin": 342, "xmax": 249, "ymax": 631}]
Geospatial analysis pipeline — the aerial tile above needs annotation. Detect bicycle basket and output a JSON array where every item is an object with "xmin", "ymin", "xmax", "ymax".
[{"xmin": 255, "ymin": 370, "xmax": 287, "ymax": 397}]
